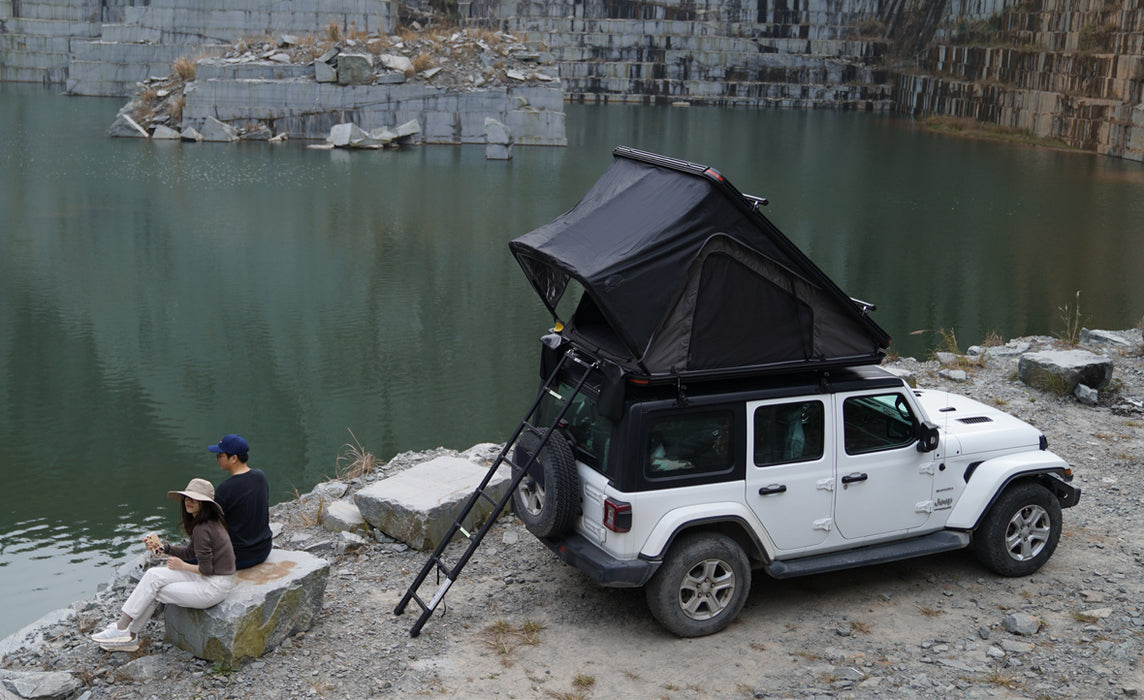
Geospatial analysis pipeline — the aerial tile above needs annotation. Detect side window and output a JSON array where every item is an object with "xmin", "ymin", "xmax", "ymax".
[
  {"xmin": 753, "ymin": 400, "xmax": 825, "ymax": 467},
  {"xmin": 645, "ymin": 410, "xmax": 733, "ymax": 478},
  {"xmin": 843, "ymin": 393, "xmax": 918, "ymax": 455}
]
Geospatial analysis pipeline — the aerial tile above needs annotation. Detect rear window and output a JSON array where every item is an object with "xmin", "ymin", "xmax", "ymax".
[
  {"xmin": 537, "ymin": 380, "xmax": 615, "ymax": 475},
  {"xmin": 645, "ymin": 410, "xmax": 733, "ymax": 479}
]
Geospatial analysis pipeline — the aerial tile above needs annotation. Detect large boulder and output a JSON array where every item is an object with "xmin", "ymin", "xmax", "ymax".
[
  {"xmin": 354, "ymin": 456, "xmax": 510, "ymax": 550},
  {"xmin": 1017, "ymin": 349, "xmax": 1114, "ymax": 394},
  {"xmin": 163, "ymin": 549, "xmax": 329, "ymax": 664}
]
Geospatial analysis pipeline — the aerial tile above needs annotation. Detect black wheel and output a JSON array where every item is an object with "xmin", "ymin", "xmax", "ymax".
[
  {"xmin": 972, "ymin": 482, "xmax": 1062, "ymax": 577},
  {"xmin": 511, "ymin": 427, "xmax": 580, "ymax": 538},
  {"xmin": 645, "ymin": 532, "xmax": 751, "ymax": 637}
]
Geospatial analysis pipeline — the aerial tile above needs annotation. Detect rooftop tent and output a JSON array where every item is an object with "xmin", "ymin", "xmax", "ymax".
[{"xmin": 509, "ymin": 146, "xmax": 891, "ymax": 379}]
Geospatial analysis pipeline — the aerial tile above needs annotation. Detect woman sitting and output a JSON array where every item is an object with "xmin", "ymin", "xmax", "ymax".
[{"xmin": 90, "ymin": 478, "xmax": 236, "ymax": 651}]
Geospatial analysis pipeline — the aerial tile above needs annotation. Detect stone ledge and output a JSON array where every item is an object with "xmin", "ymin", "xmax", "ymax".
[{"xmin": 163, "ymin": 549, "xmax": 329, "ymax": 664}]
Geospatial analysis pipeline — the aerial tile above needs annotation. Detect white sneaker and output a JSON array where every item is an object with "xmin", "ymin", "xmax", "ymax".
[
  {"xmin": 98, "ymin": 637, "xmax": 140, "ymax": 653},
  {"xmin": 90, "ymin": 623, "xmax": 133, "ymax": 645}
]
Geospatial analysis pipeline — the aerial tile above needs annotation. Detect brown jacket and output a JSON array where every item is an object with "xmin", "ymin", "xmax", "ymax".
[{"xmin": 168, "ymin": 520, "xmax": 236, "ymax": 576}]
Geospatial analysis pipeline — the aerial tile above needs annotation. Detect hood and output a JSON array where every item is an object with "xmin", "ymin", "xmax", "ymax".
[{"xmin": 913, "ymin": 389, "xmax": 1045, "ymax": 457}]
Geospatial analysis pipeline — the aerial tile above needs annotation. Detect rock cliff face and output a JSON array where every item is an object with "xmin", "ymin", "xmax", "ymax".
[
  {"xmin": 899, "ymin": 0, "xmax": 1144, "ymax": 161},
  {"xmin": 2, "ymin": 0, "xmax": 1142, "ymax": 159}
]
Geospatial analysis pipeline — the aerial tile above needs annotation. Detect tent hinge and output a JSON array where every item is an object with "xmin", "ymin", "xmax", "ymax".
[{"xmin": 674, "ymin": 378, "xmax": 688, "ymax": 406}]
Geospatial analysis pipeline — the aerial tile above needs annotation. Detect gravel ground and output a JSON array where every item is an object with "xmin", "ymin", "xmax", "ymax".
[{"xmin": 3, "ymin": 330, "xmax": 1143, "ymax": 699}]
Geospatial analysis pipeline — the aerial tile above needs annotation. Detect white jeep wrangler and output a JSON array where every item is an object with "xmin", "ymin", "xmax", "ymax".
[
  {"xmin": 512, "ymin": 342, "xmax": 1080, "ymax": 637},
  {"xmin": 504, "ymin": 147, "xmax": 1080, "ymax": 637}
]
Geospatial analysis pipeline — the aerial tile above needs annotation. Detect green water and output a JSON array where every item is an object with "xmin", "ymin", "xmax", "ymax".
[{"xmin": 2, "ymin": 82, "xmax": 1142, "ymax": 638}]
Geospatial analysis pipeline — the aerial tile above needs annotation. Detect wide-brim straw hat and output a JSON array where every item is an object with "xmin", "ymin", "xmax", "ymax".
[{"xmin": 167, "ymin": 478, "xmax": 218, "ymax": 505}]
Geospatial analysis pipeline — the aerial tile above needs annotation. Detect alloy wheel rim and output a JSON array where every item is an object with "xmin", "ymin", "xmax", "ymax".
[{"xmin": 1004, "ymin": 504, "xmax": 1051, "ymax": 561}]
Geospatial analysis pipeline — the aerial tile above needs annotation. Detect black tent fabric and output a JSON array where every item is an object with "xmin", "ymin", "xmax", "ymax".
[{"xmin": 509, "ymin": 147, "xmax": 891, "ymax": 379}]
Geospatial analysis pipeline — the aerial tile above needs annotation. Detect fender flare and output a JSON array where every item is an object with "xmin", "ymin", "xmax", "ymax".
[
  {"xmin": 639, "ymin": 502, "xmax": 773, "ymax": 564},
  {"xmin": 946, "ymin": 449, "xmax": 1075, "ymax": 530}
]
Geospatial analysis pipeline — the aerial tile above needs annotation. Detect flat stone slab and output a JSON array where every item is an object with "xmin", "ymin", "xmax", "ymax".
[
  {"xmin": 0, "ymin": 669, "xmax": 81, "ymax": 700},
  {"xmin": 163, "ymin": 549, "xmax": 329, "ymax": 664},
  {"xmin": 354, "ymin": 456, "xmax": 510, "ymax": 550},
  {"xmin": 1017, "ymin": 349, "xmax": 1114, "ymax": 394}
]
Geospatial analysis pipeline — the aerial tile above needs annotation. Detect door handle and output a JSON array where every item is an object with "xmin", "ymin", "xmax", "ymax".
[
  {"xmin": 758, "ymin": 484, "xmax": 787, "ymax": 496},
  {"xmin": 841, "ymin": 472, "xmax": 868, "ymax": 484}
]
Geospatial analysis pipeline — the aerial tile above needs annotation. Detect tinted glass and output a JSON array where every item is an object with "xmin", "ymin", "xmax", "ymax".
[
  {"xmin": 753, "ymin": 400, "xmax": 825, "ymax": 466},
  {"xmin": 843, "ymin": 393, "xmax": 917, "ymax": 454},
  {"xmin": 646, "ymin": 410, "xmax": 733, "ymax": 478},
  {"xmin": 537, "ymin": 380, "xmax": 614, "ymax": 475}
]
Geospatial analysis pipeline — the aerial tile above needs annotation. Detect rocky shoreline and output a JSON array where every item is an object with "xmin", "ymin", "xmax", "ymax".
[{"xmin": 2, "ymin": 329, "xmax": 1143, "ymax": 699}]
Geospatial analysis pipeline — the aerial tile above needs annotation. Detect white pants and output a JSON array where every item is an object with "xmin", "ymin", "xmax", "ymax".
[{"xmin": 122, "ymin": 566, "xmax": 235, "ymax": 634}]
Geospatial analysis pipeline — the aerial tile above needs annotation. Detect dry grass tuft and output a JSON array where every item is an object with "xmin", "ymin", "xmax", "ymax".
[
  {"xmin": 172, "ymin": 56, "xmax": 196, "ymax": 82},
  {"xmin": 1056, "ymin": 290, "xmax": 1086, "ymax": 345},
  {"xmin": 325, "ymin": 21, "xmax": 343, "ymax": 43},
  {"xmin": 336, "ymin": 428, "xmax": 380, "ymax": 480},
  {"xmin": 411, "ymin": 52, "xmax": 435, "ymax": 73},
  {"xmin": 481, "ymin": 617, "xmax": 545, "ymax": 667}
]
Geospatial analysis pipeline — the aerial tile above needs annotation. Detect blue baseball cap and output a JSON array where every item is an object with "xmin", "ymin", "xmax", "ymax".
[{"xmin": 208, "ymin": 434, "xmax": 249, "ymax": 456}]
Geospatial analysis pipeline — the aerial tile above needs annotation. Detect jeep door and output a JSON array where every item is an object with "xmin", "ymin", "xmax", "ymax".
[
  {"xmin": 745, "ymin": 398, "xmax": 834, "ymax": 551},
  {"xmin": 832, "ymin": 390, "xmax": 935, "ymax": 540}
]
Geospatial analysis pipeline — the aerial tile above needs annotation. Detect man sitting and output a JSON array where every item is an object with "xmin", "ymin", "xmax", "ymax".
[{"xmin": 209, "ymin": 434, "xmax": 273, "ymax": 569}]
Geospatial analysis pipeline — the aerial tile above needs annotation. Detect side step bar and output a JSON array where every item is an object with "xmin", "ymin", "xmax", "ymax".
[{"xmin": 765, "ymin": 531, "xmax": 970, "ymax": 580}]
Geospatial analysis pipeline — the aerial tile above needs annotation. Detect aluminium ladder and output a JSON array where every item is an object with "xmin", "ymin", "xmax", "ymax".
[{"xmin": 393, "ymin": 348, "xmax": 598, "ymax": 637}]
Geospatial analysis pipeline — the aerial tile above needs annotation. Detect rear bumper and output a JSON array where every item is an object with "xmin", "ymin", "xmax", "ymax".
[{"xmin": 540, "ymin": 532, "xmax": 658, "ymax": 588}]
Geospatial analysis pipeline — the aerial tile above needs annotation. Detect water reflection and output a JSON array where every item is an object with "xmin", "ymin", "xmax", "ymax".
[{"xmin": 2, "ymin": 84, "xmax": 1142, "ymax": 638}]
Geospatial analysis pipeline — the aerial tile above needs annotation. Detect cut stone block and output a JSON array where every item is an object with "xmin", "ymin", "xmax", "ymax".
[
  {"xmin": 315, "ymin": 59, "xmax": 336, "ymax": 83},
  {"xmin": 393, "ymin": 118, "xmax": 420, "ymax": 139},
  {"xmin": 485, "ymin": 116, "xmax": 513, "ymax": 144},
  {"xmin": 151, "ymin": 124, "xmax": 181, "ymax": 139},
  {"xmin": 198, "ymin": 116, "xmax": 238, "ymax": 142},
  {"xmin": 163, "ymin": 549, "xmax": 329, "ymax": 664},
  {"xmin": 486, "ymin": 143, "xmax": 513, "ymax": 160},
  {"xmin": 354, "ymin": 456, "xmax": 510, "ymax": 550},
  {"xmin": 1017, "ymin": 349, "xmax": 1114, "ymax": 394},
  {"xmin": 377, "ymin": 53, "xmax": 413, "ymax": 75},
  {"xmin": 321, "ymin": 498, "xmax": 367, "ymax": 534},
  {"xmin": 336, "ymin": 53, "xmax": 373, "ymax": 85},
  {"xmin": 107, "ymin": 113, "xmax": 148, "ymax": 138}
]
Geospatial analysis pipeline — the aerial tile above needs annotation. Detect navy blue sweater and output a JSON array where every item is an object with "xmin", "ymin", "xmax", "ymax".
[{"xmin": 215, "ymin": 468, "xmax": 272, "ymax": 567}]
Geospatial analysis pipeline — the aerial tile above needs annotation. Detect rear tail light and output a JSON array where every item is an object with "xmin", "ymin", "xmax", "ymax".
[{"xmin": 603, "ymin": 497, "xmax": 632, "ymax": 533}]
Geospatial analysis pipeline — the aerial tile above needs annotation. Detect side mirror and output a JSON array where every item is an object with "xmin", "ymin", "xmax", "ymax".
[{"xmin": 916, "ymin": 421, "xmax": 940, "ymax": 453}]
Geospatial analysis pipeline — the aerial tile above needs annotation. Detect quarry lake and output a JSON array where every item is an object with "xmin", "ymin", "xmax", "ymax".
[{"xmin": 2, "ymin": 82, "xmax": 1143, "ymax": 639}]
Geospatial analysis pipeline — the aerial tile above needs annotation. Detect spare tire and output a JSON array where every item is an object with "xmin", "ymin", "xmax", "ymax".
[{"xmin": 511, "ymin": 427, "xmax": 580, "ymax": 538}]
